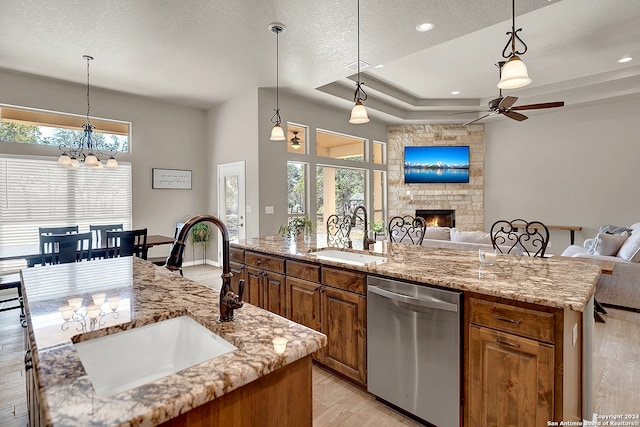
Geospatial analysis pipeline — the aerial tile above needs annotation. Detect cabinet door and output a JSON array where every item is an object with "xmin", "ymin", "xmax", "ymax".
[
  {"xmin": 229, "ymin": 261, "xmax": 246, "ymax": 296},
  {"xmin": 469, "ymin": 325, "xmax": 554, "ymax": 427},
  {"xmin": 245, "ymin": 266, "xmax": 263, "ymax": 308},
  {"xmin": 263, "ymin": 271, "xmax": 286, "ymax": 316},
  {"xmin": 286, "ymin": 277, "xmax": 322, "ymax": 331},
  {"xmin": 322, "ymin": 286, "xmax": 366, "ymax": 385}
]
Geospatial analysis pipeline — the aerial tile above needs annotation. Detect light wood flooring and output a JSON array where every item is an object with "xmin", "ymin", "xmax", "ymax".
[{"xmin": 1, "ymin": 264, "xmax": 638, "ymax": 426}]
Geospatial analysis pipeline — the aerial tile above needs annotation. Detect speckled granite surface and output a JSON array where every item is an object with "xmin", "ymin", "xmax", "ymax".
[
  {"xmin": 235, "ymin": 236, "xmax": 601, "ymax": 312},
  {"xmin": 21, "ymin": 257, "xmax": 326, "ymax": 427}
]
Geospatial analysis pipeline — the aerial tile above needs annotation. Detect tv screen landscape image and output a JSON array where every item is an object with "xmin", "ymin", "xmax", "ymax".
[{"xmin": 404, "ymin": 146, "xmax": 470, "ymax": 183}]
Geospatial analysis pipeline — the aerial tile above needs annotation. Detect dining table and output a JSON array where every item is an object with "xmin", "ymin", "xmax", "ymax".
[{"xmin": 0, "ymin": 234, "xmax": 175, "ymax": 267}]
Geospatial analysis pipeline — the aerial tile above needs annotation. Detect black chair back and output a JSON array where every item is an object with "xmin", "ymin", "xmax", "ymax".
[
  {"xmin": 326, "ymin": 214, "xmax": 352, "ymax": 248},
  {"xmin": 40, "ymin": 232, "xmax": 93, "ymax": 264},
  {"xmin": 39, "ymin": 226, "xmax": 79, "ymax": 255},
  {"xmin": 490, "ymin": 219, "xmax": 550, "ymax": 257},
  {"xmin": 388, "ymin": 215, "xmax": 426, "ymax": 245},
  {"xmin": 90, "ymin": 224, "xmax": 124, "ymax": 242},
  {"xmin": 106, "ymin": 229, "xmax": 148, "ymax": 259}
]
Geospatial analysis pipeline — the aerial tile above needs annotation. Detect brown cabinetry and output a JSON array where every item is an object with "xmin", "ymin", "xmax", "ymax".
[
  {"xmin": 229, "ymin": 247, "xmax": 246, "ymax": 296},
  {"xmin": 245, "ymin": 251, "xmax": 286, "ymax": 317},
  {"xmin": 466, "ymin": 295, "xmax": 581, "ymax": 426}
]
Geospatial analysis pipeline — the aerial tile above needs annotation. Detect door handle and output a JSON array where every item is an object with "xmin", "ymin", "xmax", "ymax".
[{"xmin": 368, "ymin": 285, "xmax": 458, "ymax": 312}]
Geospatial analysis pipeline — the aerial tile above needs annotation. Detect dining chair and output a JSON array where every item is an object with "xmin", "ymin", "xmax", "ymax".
[
  {"xmin": 40, "ymin": 232, "xmax": 93, "ymax": 265},
  {"xmin": 326, "ymin": 214, "xmax": 352, "ymax": 248},
  {"xmin": 105, "ymin": 229, "xmax": 148, "ymax": 259},
  {"xmin": 0, "ymin": 273, "xmax": 26, "ymax": 327},
  {"xmin": 39, "ymin": 226, "xmax": 80, "ymax": 257},
  {"xmin": 490, "ymin": 219, "xmax": 550, "ymax": 257},
  {"xmin": 388, "ymin": 215, "xmax": 427, "ymax": 245},
  {"xmin": 90, "ymin": 224, "xmax": 124, "ymax": 243}
]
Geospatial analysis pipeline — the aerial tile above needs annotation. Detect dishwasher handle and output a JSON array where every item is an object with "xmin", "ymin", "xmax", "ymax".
[{"xmin": 368, "ymin": 285, "xmax": 459, "ymax": 312}]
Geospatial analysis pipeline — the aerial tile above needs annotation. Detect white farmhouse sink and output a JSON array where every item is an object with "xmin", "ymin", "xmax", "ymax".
[
  {"xmin": 74, "ymin": 315, "xmax": 237, "ymax": 398},
  {"xmin": 310, "ymin": 249, "xmax": 387, "ymax": 266}
]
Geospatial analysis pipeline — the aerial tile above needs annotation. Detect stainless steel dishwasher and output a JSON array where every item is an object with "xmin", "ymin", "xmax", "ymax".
[{"xmin": 367, "ymin": 276, "xmax": 462, "ymax": 427}]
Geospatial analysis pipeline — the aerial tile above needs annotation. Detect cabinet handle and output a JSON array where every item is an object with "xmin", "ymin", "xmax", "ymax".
[
  {"xmin": 24, "ymin": 349, "xmax": 33, "ymax": 371},
  {"xmin": 494, "ymin": 315, "xmax": 521, "ymax": 325},
  {"xmin": 495, "ymin": 338, "xmax": 521, "ymax": 348}
]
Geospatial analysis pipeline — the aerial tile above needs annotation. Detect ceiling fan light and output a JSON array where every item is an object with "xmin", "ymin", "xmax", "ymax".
[
  {"xmin": 497, "ymin": 56, "xmax": 531, "ymax": 89},
  {"xmin": 270, "ymin": 123, "xmax": 286, "ymax": 141},
  {"xmin": 349, "ymin": 101, "xmax": 370, "ymax": 124}
]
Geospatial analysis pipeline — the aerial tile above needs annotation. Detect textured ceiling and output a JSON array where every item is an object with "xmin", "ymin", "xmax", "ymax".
[{"xmin": 0, "ymin": 0, "xmax": 639, "ymax": 124}]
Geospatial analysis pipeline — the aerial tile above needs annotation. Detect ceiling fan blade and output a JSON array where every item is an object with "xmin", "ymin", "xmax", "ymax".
[
  {"xmin": 448, "ymin": 110, "xmax": 489, "ymax": 115},
  {"xmin": 498, "ymin": 96, "xmax": 518, "ymax": 110},
  {"xmin": 463, "ymin": 112, "xmax": 494, "ymax": 126},
  {"xmin": 503, "ymin": 110, "xmax": 528, "ymax": 121},
  {"xmin": 511, "ymin": 101, "xmax": 565, "ymax": 111}
]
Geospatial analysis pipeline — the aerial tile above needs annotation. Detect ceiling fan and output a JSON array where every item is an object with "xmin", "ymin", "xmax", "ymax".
[
  {"xmin": 290, "ymin": 131, "xmax": 301, "ymax": 149},
  {"xmin": 458, "ymin": 62, "xmax": 565, "ymax": 126}
]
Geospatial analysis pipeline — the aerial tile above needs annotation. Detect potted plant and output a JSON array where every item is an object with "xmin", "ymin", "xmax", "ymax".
[
  {"xmin": 278, "ymin": 217, "xmax": 313, "ymax": 241},
  {"xmin": 190, "ymin": 222, "xmax": 211, "ymax": 265}
]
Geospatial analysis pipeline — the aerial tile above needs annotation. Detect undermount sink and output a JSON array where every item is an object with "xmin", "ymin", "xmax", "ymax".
[
  {"xmin": 74, "ymin": 315, "xmax": 237, "ymax": 398},
  {"xmin": 310, "ymin": 249, "xmax": 387, "ymax": 266}
]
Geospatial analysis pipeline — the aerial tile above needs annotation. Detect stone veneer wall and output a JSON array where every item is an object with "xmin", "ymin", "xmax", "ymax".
[{"xmin": 387, "ymin": 124, "xmax": 485, "ymax": 231}]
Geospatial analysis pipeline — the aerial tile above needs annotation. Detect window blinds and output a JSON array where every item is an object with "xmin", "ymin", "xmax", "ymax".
[{"xmin": 0, "ymin": 155, "xmax": 132, "ymax": 272}]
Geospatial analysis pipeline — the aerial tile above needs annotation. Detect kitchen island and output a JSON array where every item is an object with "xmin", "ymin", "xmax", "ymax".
[
  {"xmin": 21, "ymin": 256, "xmax": 326, "ymax": 427},
  {"xmin": 230, "ymin": 237, "xmax": 602, "ymax": 426}
]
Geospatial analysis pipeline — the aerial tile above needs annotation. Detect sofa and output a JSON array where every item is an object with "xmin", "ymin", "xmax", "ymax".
[{"xmin": 561, "ymin": 222, "xmax": 640, "ymax": 311}]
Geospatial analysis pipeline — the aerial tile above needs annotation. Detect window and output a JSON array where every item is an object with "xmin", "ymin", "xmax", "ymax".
[
  {"xmin": 373, "ymin": 141, "xmax": 386, "ymax": 165},
  {"xmin": 286, "ymin": 124, "xmax": 307, "ymax": 154},
  {"xmin": 0, "ymin": 104, "xmax": 130, "ymax": 153},
  {"xmin": 316, "ymin": 165, "xmax": 365, "ymax": 236},
  {"xmin": 316, "ymin": 129, "xmax": 364, "ymax": 161},
  {"xmin": 0, "ymin": 155, "xmax": 132, "ymax": 273},
  {"xmin": 287, "ymin": 162, "xmax": 307, "ymax": 215}
]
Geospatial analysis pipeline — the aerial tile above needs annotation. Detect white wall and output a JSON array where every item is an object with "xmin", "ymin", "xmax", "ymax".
[
  {"xmin": 0, "ymin": 69, "xmax": 208, "ymax": 261},
  {"xmin": 484, "ymin": 93, "xmax": 640, "ymax": 253}
]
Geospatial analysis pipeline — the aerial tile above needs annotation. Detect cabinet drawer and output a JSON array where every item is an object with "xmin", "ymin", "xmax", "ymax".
[
  {"xmin": 286, "ymin": 260, "xmax": 321, "ymax": 283},
  {"xmin": 470, "ymin": 298, "xmax": 555, "ymax": 344},
  {"xmin": 245, "ymin": 251, "xmax": 285, "ymax": 274},
  {"xmin": 322, "ymin": 267, "xmax": 366, "ymax": 295},
  {"xmin": 229, "ymin": 247, "xmax": 245, "ymax": 263}
]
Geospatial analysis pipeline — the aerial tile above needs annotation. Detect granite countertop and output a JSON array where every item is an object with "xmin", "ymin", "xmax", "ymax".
[
  {"xmin": 21, "ymin": 257, "xmax": 326, "ymax": 427},
  {"xmin": 233, "ymin": 236, "xmax": 601, "ymax": 312}
]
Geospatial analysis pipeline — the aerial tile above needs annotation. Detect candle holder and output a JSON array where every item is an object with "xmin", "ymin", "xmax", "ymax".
[{"xmin": 58, "ymin": 294, "xmax": 120, "ymax": 333}]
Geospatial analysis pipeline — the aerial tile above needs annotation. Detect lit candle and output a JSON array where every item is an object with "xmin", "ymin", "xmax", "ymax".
[
  {"xmin": 92, "ymin": 293, "xmax": 106, "ymax": 306},
  {"xmin": 272, "ymin": 337, "xmax": 288, "ymax": 354},
  {"xmin": 68, "ymin": 297, "xmax": 83, "ymax": 311},
  {"xmin": 87, "ymin": 304, "xmax": 101, "ymax": 319},
  {"xmin": 59, "ymin": 305, "xmax": 74, "ymax": 321},
  {"xmin": 479, "ymin": 249, "xmax": 497, "ymax": 266},
  {"xmin": 108, "ymin": 296, "xmax": 121, "ymax": 311}
]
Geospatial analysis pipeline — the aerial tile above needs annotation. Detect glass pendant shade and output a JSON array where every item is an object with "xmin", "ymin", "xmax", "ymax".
[
  {"xmin": 349, "ymin": 101, "xmax": 370, "ymax": 124},
  {"xmin": 270, "ymin": 123, "xmax": 285, "ymax": 141},
  {"xmin": 69, "ymin": 158, "xmax": 80, "ymax": 168},
  {"xmin": 106, "ymin": 157, "xmax": 118, "ymax": 168},
  {"xmin": 58, "ymin": 153, "xmax": 71, "ymax": 165},
  {"xmin": 84, "ymin": 153, "xmax": 99, "ymax": 167},
  {"xmin": 497, "ymin": 55, "xmax": 531, "ymax": 89}
]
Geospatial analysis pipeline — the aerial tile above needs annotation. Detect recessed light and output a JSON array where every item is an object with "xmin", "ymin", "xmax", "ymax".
[
  {"xmin": 617, "ymin": 56, "xmax": 632, "ymax": 63},
  {"xmin": 416, "ymin": 22, "xmax": 434, "ymax": 32},
  {"xmin": 374, "ymin": 64, "xmax": 384, "ymax": 69},
  {"xmin": 451, "ymin": 91, "xmax": 460, "ymax": 95}
]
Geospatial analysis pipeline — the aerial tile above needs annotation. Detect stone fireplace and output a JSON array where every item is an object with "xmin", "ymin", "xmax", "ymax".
[
  {"xmin": 416, "ymin": 209, "xmax": 456, "ymax": 228},
  {"xmin": 387, "ymin": 124, "xmax": 485, "ymax": 231}
]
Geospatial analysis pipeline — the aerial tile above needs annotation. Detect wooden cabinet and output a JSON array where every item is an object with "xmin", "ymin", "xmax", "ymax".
[
  {"xmin": 245, "ymin": 251, "xmax": 286, "ymax": 317},
  {"xmin": 229, "ymin": 247, "xmax": 245, "ymax": 296},
  {"xmin": 466, "ymin": 295, "xmax": 582, "ymax": 426},
  {"xmin": 24, "ymin": 328, "xmax": 43, "ymax": 427},
  {"xmin": 320, "ymin": 267, "xmax": 367, "ymax": 386}
]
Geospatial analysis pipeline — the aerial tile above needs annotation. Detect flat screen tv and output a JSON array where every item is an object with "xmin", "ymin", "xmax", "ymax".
[{"xmin": 404, "ymin": 145, "xmax": 470, "ymax": 183}]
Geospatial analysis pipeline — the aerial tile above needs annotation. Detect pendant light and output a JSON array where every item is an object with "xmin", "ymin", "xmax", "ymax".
[
  {"xmin": 58, "ymin": 55, "xmax": 118, "ymax": 168},
  {"xmin": 497, "ymin": 0, "xmax": 532, "ymax": 90},
  {"xmin": 269, "ymin": 23, "xmax": 286, "ymax": 141},
  {"xmin": 349, "ymin": 0, "xmax": 369, "ymax": 124}
]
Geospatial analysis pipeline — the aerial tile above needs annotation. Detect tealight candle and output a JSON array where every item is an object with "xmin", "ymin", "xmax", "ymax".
[
  {"xmin": 108, "ymin": 296, "xmax": 121, "ymax": 311},
  {"xmin": 68, "ymin": 297, "xmax": 83, "ymax": 311},
  {"xmin": 272, "ymin": 337, "xmax": 288, "ymax": 354},
  {"xmin": 92, "ymin": 293, "xmax": 106, "ymax": 306},
  {"xmin": 478, "ymin": 249, "xmax": 497, "ymax": 266},
  {"xmin": 59, "ymin": 305, "xmax": 74, "ymax": 321},
  {"xmin": 86, "ymin": 304, "xmax": 101, "ymax": 319}
]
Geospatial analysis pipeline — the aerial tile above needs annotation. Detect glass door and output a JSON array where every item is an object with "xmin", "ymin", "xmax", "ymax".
[{"xmin": 217, "ymin": 161, "xmax": 246, "ymax": 252}]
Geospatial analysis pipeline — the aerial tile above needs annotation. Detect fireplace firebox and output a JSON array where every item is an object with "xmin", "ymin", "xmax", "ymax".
[{"xmin": 415, "ymin": 209, "xmax": 455, "ymax": 228}]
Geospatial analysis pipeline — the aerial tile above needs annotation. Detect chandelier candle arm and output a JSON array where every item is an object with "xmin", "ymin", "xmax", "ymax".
[
  {"xmin": 57, "ymin": 55, "xmax": 119, "ymax": 168},
  {"xmin": 349, "ymin": 0, "xmax": 369, "ymax": 124}
]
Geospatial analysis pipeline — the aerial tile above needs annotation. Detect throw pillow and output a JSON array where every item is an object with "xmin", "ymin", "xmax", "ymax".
[
  {"xmin": 592, "ymin": 232, "xmax": 630, "ymax": 256},
  {"xmin": 617, "ymin": 231, "xmax": 640, "ymax": 262},
  {"xmin": 424, "ymin": 226, "xmax": 450, "ymax": 241},
  {"xmin": 586, "ymin": 224, "xmax": 633, "ymax": 254},
  {"xmin": 450, "ymin": 229, "xmax": 491, "ymax": 245}
]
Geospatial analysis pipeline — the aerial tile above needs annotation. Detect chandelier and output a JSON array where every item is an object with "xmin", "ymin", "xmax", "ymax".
[
  {"xmin": 58, "ymin": 55, "xmax": 118, "ymax": 168},
  {"xmin": 497, "ymin": 0, "xmax": 532, "ymax": 89}
]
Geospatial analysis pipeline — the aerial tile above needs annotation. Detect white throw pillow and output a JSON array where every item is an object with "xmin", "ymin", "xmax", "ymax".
[
  {"xmin": 424, "ymin": 226, "xmax": 450, "ymax": 241},
  {"xmin": 592, "ymin": 232, "xmax": 629, "ymax": 256},
  {"xmin": 450, "ymin": 229, "xmax": 491, "ymax": 245},
  {"xmin": 617, "ymin": 231, "xmax": 640, "ymax": 262}
]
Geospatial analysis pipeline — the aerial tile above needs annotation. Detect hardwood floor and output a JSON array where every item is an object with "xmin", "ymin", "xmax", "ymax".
[{"xmin": 1, "ymin": 264, "xmax": 638, "ymax": 426}]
